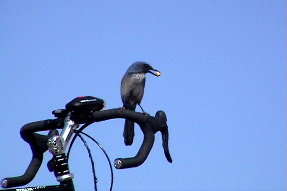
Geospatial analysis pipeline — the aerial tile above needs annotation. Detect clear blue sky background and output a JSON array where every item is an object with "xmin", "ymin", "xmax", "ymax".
[{"xmin": 1, "ymin": 1, "xmax": 286, "ymax": 191}]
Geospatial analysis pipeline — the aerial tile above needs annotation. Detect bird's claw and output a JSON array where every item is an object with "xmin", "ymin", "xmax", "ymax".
[{"xmin": 142, "ymin": 111, "xmax": 150, "ymax": 116}]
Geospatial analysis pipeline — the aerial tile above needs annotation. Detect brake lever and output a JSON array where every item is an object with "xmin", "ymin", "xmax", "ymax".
[{"xmin": 156, "ymin": 110, "xmax": 172, "ymax": 163}]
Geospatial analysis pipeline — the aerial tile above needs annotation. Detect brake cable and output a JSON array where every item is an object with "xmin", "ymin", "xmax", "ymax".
[
  {"xmin": 67, "ymin": 122, "xmax": 114, "ymax": 191},
  {"xmin": 79, "ymin": 131, "xmax": 114, "ymax": 191},
  {"xmin": 67, "ymin": 122, "xmax": 91, "ymax": 160},
  {"xmin": 77, "ymin": 133, "xmax": 98, "ymax": 191}
]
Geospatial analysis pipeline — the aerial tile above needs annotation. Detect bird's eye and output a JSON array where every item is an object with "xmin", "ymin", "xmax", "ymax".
[{"xmin": 144, "ymin": 64, "xmax": 149, "ymax": 68}]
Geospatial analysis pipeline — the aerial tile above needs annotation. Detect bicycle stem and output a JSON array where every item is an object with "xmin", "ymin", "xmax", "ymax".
[{"xmin": 47, "ymin": 113, "xmax": 78, "ymax": 183}]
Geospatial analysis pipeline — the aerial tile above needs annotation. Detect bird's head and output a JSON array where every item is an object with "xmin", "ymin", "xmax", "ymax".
[{"xmin": 126, "ymin": 62, "xmax": 161, "ymax": 77}]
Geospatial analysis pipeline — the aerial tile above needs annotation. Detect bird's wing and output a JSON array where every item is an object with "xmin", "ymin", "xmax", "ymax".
[
  {"xmin": 135, "ymin": 77, "xmax": 145, "ymax": 104},
  {"xmin": 121, "ymin": 73, "xmax": 146, "ymax": 106},
  {"xmin": 120, "ymin": 73, "xmax": 134, "ymax": 104}
]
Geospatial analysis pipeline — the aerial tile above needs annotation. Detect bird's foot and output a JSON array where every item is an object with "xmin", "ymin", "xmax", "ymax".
[
  {"xmin": 142, "ymin": 111, "xmax": 150, "ymax": 116},
  {"xmin": 120, "ymin": 106, "xmax": 126, "ymax": 113}
]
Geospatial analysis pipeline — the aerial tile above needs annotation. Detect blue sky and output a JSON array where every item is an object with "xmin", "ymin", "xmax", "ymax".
[{"xmin": 1, "ymin": 1, "xmax": 286, "ymax": 191}]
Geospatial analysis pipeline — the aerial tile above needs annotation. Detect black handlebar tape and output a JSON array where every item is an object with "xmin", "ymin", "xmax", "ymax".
[
  {"xmin": 88, "ymin": 108, "xmax": 163, "ymax": 169},
  {"xmin": 2, "ymin": 108, "xmax": 171, "ymax": 188},
  {"xmin": 1, "ymin": 153, "xmax": 43, "ymax": 189},
  {"xmin": 114, "ymin": 128, "xmax": 155, "ymax": 169},
  {"xmin": 1, "ymin": 119, "xmax": 63, "ymax": 188}
]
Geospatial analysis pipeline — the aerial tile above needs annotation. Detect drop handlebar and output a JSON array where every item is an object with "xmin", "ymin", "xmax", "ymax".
[{"xmin": 1, "ymin": 108, "xmax": 172, "ymax": 188}]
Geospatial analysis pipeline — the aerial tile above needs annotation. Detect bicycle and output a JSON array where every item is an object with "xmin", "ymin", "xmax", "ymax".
[{"xmin": 1, "ymin": 96, "xmax": 172, "ymax": 191}]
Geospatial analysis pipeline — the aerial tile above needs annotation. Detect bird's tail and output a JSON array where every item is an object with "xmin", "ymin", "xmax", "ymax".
[
  {"xmin": 123, "ymin": 119, "xmax": 135, "ymax": 146},
  {"xmin": 123, "ymin": 104, "xmax": 136, "ymax": 146}
]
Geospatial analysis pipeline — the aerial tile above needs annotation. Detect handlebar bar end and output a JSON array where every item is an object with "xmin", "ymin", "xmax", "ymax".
[
  {"xmin": 114, "ymin": 158, "xmax": 142, "ymax": 169},
  {"xmin": 1, "ymin": 178, "xmax": 8, "ymax": 188},
  {"xmin": 114, "ymin": 159, "xmax": 123, "ymax": 169}
]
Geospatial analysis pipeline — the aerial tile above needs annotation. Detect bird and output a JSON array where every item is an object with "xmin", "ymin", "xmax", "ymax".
[{"xmin": 121, "ymin": 62, "xmax": 161, "ymax": 146}]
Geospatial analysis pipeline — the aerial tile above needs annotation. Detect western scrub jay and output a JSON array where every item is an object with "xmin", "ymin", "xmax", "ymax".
[{"xmin": 121, "ymin": 62, "xmax": 161, "ymax": 146}]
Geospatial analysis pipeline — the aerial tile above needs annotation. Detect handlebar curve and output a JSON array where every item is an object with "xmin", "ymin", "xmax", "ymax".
[
  {"xmin": 114, "ymin": 127, "xmax": 155, "ymax": 169},
  {"xmin": 84, "ymin": 108, "xmax": 172, "ymax": 169},
  {"xmin": 1, "ymin": 119, "xmax": 63, "ymax": 188}
]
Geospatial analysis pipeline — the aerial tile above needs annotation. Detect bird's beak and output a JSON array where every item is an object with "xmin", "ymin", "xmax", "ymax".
[{"xmin": 149, "ymin": 69, "xmax": 161, "ymax": 77}]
